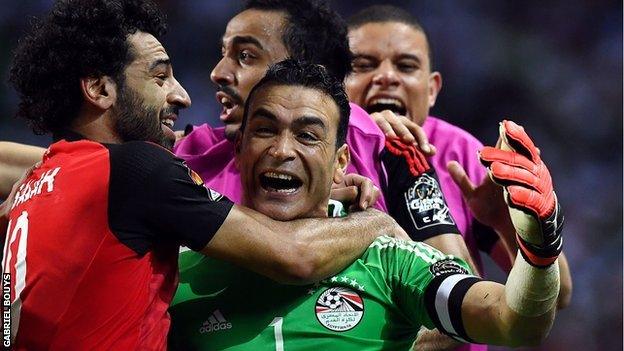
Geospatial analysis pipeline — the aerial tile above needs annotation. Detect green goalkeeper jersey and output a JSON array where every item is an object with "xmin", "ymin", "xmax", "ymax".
[{"xmin": 169, "ymin": 228, "xmax": 479, "ymax": 350}]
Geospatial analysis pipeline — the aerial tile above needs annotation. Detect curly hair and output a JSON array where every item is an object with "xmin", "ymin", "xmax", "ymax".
[
  {"xmin": 241, "ymin": 59, "xmax": 350, "ymax": 148},
  {"xmin": 244, "ymin": 0, "xmax": 352, "ymax": 82},
  {"xmin": 9, "ymin": 0, "xmax": 167, "ymax": 135}
]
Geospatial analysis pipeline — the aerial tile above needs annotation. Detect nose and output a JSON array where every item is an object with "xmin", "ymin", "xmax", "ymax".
[
  {"xmin": 168, "ymin": 76, "xmax": 192, "ymax": 109},
  {"xmin": 371, "ymin": 60, "xmax": 400, "ymax": 89},
  {"xmin": 268, "ymin": 133, "xmax": 296, "ymax": 161},
  {"xmin": 211, "ymin": 56, "xmax": 236, "ymax": 87}
]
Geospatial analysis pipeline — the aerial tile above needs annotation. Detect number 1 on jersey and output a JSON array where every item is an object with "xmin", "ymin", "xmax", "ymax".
[{"xmin": 270, "ymin": 317, "xmax": 284, "ymax": 351}]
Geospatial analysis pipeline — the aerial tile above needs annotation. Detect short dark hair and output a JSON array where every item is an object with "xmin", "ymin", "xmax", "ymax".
[
  {"xmin": 244, "ymin": 0, "xmax": 351, "ymax": 82},
  {"xmin": 9, "ymin": 0, "xmax": 167, "ymax": 135},
  {"xmin": 241, "ymin": 59, "xmax": 350, "ymax": 148},
  {"xmin": 347, "ymin": 5, "xmax": 434, "ymax": 70}
]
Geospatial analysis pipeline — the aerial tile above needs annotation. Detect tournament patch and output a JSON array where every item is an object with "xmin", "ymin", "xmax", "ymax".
[
  {"xmin": 404, "ymin": 173, "xmax": 455, "ymax": 229},
  {"xmin": 315, "ymin": 287, "xmax": 364, "ymax": 332},
  {"xmin": 207, "ymin": 188, "xmax": 224, "ymax": 202},
  {"xmin": 429, "ymin": 258, "xmax": 469, "ymax": 277}
]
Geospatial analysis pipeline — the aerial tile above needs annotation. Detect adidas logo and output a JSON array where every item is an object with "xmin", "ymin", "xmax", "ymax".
[{"xmin": 199, "ymin": 309, "xmax": 232, "ymax": 334}]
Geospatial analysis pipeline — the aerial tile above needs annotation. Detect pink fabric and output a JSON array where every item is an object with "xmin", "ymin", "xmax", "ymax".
[
  {"xmin": 174, "ymin": 103, "xmax": 387, "ymax": 211},
  {"xmin": 424, "ymin": 116, "xmax": 488, "ymax": 351}
]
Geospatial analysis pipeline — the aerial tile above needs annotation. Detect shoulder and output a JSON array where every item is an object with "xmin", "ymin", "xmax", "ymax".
[
  {"xmin": 347, "ymin": 103, "xmax": 385, "ymax": 138},
  {"xmin": 425, "ymin": 116, "xmax": 484, "ymax": 150},
  {"xmin": 365, "ymin": 236, "xmax": 449, "ymax": 264},
  {"xmin": 105, "ymin": 141, "xmax": 191, "ymax": 194},
  {"xmin": 174, "ymin": 124, "xmax": 227, "ymax": 157},
  {"xmin": 106, "ymin": 141, "xmax": 178, "ymax": 172}
]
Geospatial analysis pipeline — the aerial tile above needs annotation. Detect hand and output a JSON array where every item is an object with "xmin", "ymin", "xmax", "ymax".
[
  {"xmin": 480, "ymin": 120, "xmax": 563, "ymax": 267},
  {"xmin": 413, "ymin": 328, "xmax": 463, "ymax": 351},
  {"xmin": 371, "ymin": 110, "xmax": 436, "ymax": 156},
  {"xmin": 447, "ymin": 161, "xmax": 514, "ymax": 234},
  {"xmin": 330, "ymin": 173, "xmax": 380, "ymax": 210}
]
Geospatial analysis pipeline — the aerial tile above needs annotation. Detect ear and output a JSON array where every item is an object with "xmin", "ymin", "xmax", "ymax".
[
  {"xmin": 428, "ymin": 71, "xmax": 442, "ymax": 108},
  {"xmin": 234, "ymin": 130, "xmax": 243, "ymax": 170},
  {"xmin": 80, "ymin": 76, "xmax": 117, "ymax": 111},
  {"xmin": 333, "ymin": 144, "xmax": 350, "ymax": 183}
]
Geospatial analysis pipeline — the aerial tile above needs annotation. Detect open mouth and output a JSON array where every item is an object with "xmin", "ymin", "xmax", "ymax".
[
  {"xmin": 366, "ymin": 97, "xmax": 407, "ymax": 116},
  {"xmin": 161, "ymin": 118, "xmax": 175, "ymax": 129},
  {"xmin": 259, "ymin": 171, "xmax": 303, "ymax": 194},
  {"xmin": 216, "ymin": 92, "xmax": 241, "ymax": 123}
]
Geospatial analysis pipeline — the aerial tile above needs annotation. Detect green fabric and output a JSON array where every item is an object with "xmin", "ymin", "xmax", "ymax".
[{"xmin": 169, "ymin": 233, "xmax": 472, "ymax": 350}]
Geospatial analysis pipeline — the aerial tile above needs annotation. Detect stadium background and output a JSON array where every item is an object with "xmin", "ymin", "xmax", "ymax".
[{"xmin": 0, "ymin": 1, "xmax": 621, "ymax": 350}]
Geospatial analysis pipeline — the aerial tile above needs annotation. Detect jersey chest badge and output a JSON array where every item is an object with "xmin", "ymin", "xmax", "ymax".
[
  {"xmin": 315, "ymin": 287, "xmax": 364, "ymax": 332},
  {"xmin": 404, "ymin": 173, "xmax": 455, "ymax": 229}
]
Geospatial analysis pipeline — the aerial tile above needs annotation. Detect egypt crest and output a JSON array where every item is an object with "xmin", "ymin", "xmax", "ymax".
[
  {"xmin": 315, "ymin": 287, "xmax": 364, "ymax": 332},
  {"xmin": 404, "ymin": 173, "xmax": 455, "ymax": 229}
]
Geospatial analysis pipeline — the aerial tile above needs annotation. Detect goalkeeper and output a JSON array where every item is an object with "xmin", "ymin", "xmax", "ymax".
[{"xmin": 169, "ymin": 60, "xmax": 563, "ymax": 349}]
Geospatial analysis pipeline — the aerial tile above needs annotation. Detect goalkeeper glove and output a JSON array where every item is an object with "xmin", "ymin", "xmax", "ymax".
[{"xmin": 479, "ymin": 120, "xmax": 563, "ymax": 268}]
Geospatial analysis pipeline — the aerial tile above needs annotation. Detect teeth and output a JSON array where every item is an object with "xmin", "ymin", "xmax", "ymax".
[
  {"xmin": 161, "ymin": 119, "xmax": 174, "ymax": 128},
  {"xmin": 221, "ymin": 97, "xmax": 227, "ymax": 104},
  {"xmin": 370, "ymin": 98, "xmax": 404, "ymax": 108},
  {"xmin": 264, "ymin": 172, "xmax": 293, "ymax": 181},
  {"xmin": 276, "ymin": 188, "xmax": 296, "ymax": 193}
]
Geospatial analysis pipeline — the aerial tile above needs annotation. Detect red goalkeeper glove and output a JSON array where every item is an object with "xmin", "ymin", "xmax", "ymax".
[{"xmin": 479, "ymin": 120, "xmax": 563, "ymax": 268}]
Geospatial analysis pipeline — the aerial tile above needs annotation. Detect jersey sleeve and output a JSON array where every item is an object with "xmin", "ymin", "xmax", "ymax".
[
  {"xmin": 381, "ymin": 138, "xmax": 461, "ymax": 241},
  {"xmin": 372, "ymin": 236, "xmax": 481, "ymax": 343},
  {"xmin": 106, "ymin": 141, "xmax": 234, "ymax": 255}
]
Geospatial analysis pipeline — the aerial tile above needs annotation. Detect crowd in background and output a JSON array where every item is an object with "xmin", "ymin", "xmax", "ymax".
[{"xmin": 0, "ymin": 1, "xmax": 621, "ymax": 350}]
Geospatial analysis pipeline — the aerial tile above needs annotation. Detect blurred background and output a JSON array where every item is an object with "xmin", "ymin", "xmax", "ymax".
[{"xmin": 0, "ymin": 1, "xmax": 621, "ymax": 350}]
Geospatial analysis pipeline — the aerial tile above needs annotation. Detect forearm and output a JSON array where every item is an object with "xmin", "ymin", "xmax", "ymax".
[
  {"xmin": 285, "ymin": 208, "xmax": 402, "ymax": 282},
  {"xmin": 204, "ymin": 206, "xmax": 402, "ymax": 285},
  {"xmin": 492, "ymin": 237, "xmax": 571, "ymax": 309},
  {"xmin": 462, "ymin": 253, "xmax": 558, "ymax": 346},
  {"xmin": 0, "ymin": 142, "xmax": 45, "ymax": 197},
  {"xmin": 499, "ymin": 253, "xmax": 559, "ymax": 346}
]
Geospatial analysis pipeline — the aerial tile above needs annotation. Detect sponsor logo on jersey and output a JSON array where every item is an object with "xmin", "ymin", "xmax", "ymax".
[
  {"xmin": 429, "ymin": 258, "xmax": 469, "ymax": 277},
  {"xmin": 404, "ymin": 173, "xmax": 455, "ymax": 229},
  {"xmin": 315, "ymin": 287, "xmax": 364, "ymax": 332},
  {"xmin": 198, "ymin": 309, "xmax": 232, "ymax": 334}
]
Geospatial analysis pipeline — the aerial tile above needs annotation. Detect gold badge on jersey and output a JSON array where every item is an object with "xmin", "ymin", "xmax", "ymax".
[{"xmin": 188, "ymin": 168, "xmax": 204, "ymax": 186}]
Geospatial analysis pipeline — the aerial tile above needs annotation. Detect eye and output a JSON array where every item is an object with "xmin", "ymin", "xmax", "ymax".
[
  {"xmin": 298, "ymin": 131, "xmax": 319, "ymax": 142},
  {"xmin": 397, "ymin": 61, "xmax": 418, "ymax": 73},
  {"xmin": 351, "ymin": 58, "xmax": 377, "ymax": 73},
  {"xmin": 239, "ymin": 50, "xmax": 256, "ymax": 64},
  {"xmin": 352, "ymin": 59, "xmax": 376, "ymax": 73},
  {"xmin": 254, "ymin": 126, "xmax": 275, "ymax": 137}
]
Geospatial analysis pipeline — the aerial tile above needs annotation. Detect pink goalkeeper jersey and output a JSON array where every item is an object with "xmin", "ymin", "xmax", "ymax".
[{"xmin": 174, "ymin": 108, "xmax": 488, "ymax": 351}]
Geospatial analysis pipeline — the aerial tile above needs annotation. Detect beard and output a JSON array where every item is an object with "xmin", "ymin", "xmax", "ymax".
[{"xmin": 111, "ymin": 83, "xmax": 174, "ymax": 150}]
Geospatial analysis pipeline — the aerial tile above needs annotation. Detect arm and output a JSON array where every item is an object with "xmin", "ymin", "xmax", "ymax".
[
  {"xmin": 461, "ymin": 120, "xmax": 563, "ymax": 345},
  {"xmin": 202, "ymin": 205, "xmax": 405, "ymax": 285},
  {"xmin": 108, "ymin": 142, "xmax": 408, "ymax": 286},
  {"xmin": 0, "ymin": 142, "xmax": 45, "ymax": 197},
  {"xmin": 461, "ymin": 257, "xmax": 558, "ymax": 346},
  {"xmin": 382, "ymin": 137, "xmax": 478, "ymax": 270}
]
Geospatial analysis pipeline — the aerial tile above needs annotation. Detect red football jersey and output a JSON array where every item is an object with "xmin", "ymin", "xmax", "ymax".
[{"xmin": 2, "ymin": 133, "xmax": 232, "ymax": 350}]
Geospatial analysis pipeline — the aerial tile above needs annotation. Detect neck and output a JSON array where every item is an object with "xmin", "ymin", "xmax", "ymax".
[
  {"xmin": 242, "ymin": 198, "xmax": 330, "ymax": 220},
  {"xmin": 70, "ymin": 109, "xmax": 122, "ymax": 144}
]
